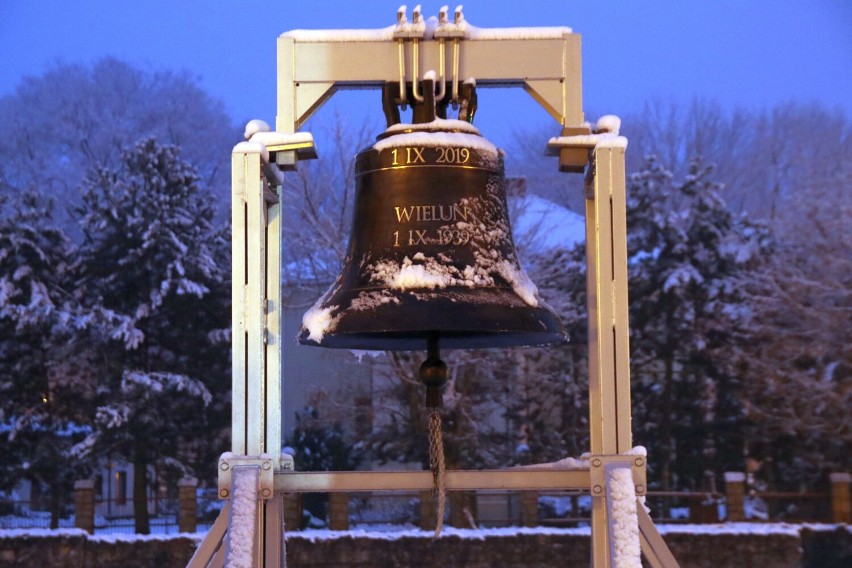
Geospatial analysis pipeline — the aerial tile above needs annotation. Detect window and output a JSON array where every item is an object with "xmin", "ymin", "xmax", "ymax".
[
  {"xmin": 95, "ymin": 475, "xmax": 104, "ymax": 500},
  {"xmin": 115, "ymin": 471, "xmax": 127, "ymax": 505}
]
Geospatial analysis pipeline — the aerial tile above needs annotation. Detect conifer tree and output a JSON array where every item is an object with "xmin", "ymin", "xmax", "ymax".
[
  {"xmin": 625, "ymin": 158, "xmax": 771, "ymax": 489},
  {"xmin": 0, "ymin": 192, "xmax": 97, "ymax": 527},
  {"xmin": 72, "ymin": 138, "xmax": 230, "ymax": 533}
]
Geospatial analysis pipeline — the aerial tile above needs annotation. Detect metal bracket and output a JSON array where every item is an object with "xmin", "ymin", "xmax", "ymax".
[
  {"xmin": 243, "ymin": 128, "xmax": 318, "ymax": 173},
  {"xmin": 218, "ymin": 454, "xmax": 276, "ymax": 500},
  {"xmin": 589, "ymin": 454, "xmax": 647, "ymax": 498},
  {"xmin": 544, "ymin": 125, "xmax": 593, "ymax": 172}
]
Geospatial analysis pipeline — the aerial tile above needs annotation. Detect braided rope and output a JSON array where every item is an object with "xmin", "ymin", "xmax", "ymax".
[{"xmin": 428, "ymin": 409, "xmax": 446, "ymax": 537}]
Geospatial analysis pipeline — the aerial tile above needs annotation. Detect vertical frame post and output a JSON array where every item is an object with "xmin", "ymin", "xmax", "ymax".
[
  {"xmin": 266, "ymin": 186, "xmax": 283, "ymax": 460},
  {"xmin": 231, "ymin": 150, "xmax": 252, "ymax": 455},
  {"xmin": 245, "ymin": 160, "xmax": 267, "ymax": 456},
  {"xmin": 228, "ymin": 147, "xmax": 285, "ymax": 568},
  {"xmin": 265, "ymin": 185, "xmax": 285, "ymax": 566},
  {"xmin": 585, "ymin": 142, "xmax": 633, "ymax": 567},
  {"xmin": 585, "ymin": 143, "xmax": 632, "ymax": 456},
  {"xmin": 232, "ymin": 148, "xmax": 281, "ymax": 457}
]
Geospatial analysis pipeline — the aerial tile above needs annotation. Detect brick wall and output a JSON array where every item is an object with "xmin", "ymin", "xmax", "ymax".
[{"xmin": 1, "ymin": 526, "xmax": 849, "ymax": 568}]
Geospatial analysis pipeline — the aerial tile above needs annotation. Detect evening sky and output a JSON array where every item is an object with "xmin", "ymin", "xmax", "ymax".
[{"xmin": 1, "ymin": 0, "xmax": 849, "ymax": 147}]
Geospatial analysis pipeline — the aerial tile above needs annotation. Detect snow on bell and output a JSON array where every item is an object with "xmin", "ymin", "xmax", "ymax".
[{"xmin": 298, "ymin": 80, "xmax": 566, "ymax": 351}]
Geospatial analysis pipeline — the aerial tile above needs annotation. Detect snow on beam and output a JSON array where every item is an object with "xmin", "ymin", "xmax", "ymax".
[
  {"xmin": 277, "ymin": 27, "xmax": 583, "ymax": 131},
  {"xmin": 546, "ymin": 115, "xmax": 627, "ymax": 152},
  {"xmin": 280, "ymin": 19, "xmax": 572, "ymax": 43}
]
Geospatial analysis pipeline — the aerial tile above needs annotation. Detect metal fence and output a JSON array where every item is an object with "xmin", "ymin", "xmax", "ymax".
[
  {"xmin": 0, "ymin": 499, "xmax": 76, "ymax": 530},
  {"xmin": 0, "ymin": 496, "xmax": 219, "ymax": 534},
  {"xmin": 0, "ymin": 485, "xmax": 842, "ymax": 534},
  {"xmin": 290, "ymin": 488, "xmax": 841, "ymax": 530}
]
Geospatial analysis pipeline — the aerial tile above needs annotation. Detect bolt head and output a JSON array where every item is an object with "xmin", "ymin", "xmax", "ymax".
[
  {"xmin": 262, "ymin": 461, "xmax": 272, "ymax": 470},
  {"xmin": 635, "ymin": 484, "xmax": 645, "ymax": 494},
  {"xmin": 262, "ymin": 489, "xmax": 272, "ymax": 498},
  {"xmin": 634, "ymin": 457, "xmax": 644, "ymax": 467},
  {"xmin": 592, "ymin": 458, "xmax": 602, "ymax": 467},
  {"xmin": 220, "ymin": 462, "xmax": 229, "ymax": 471},
  {"xmin": 593, "ymin": 485, "xmax": 603, "ymax": 494},
  {"xmin": 219, "ymin": 489, "xmax": 229, "ymax": 498}
]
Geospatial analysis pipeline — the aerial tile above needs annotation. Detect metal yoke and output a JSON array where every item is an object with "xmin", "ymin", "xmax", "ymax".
[
  {"xmin": 189, "ymin": 7, "xmax": 679, "ymax": 568},
  {"xmin": 276, "ymin": 5, "xmax": 582, "ymax": 135}
]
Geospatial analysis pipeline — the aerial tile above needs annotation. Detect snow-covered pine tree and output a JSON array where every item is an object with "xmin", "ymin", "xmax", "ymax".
[
  {"xmin": 72, "ymin": 138, "xmax": 230, "ymax": 533},
  {"xmin": 0, "ymin": 191, "xmax": 97, "ymax": 527},
  {"xmin": 626, "ymin": 157, "xmax": 771, "ymax": 490},
  {"xmin": 512, "ymin": 103, "xmax": 849, "ymax": 493}
]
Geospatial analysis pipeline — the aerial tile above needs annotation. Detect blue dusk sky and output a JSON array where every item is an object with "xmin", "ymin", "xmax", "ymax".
[{"xmin": 1, "ymin": 0, "xmax": 850, "ymax": 147}]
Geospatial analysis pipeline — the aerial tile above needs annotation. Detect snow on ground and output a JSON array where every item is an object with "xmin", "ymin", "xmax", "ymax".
[
  {"xmin": 655, "ymin": 522, "xmax": 844, "ymax": 536},
  {"xmin": 1, "ymin": 522, "xmax": 847, "ymax": 542},
  {"xmin": 0, "ymin": 511, "xmax": 214, "ymax": 535},
  {"xmin": 283, "ymin": 522, "xmax": 851, "ymax": 541},
  {"xmin": 0, "ymin": 527, "xmax": 205, "ymax": 541},
  {"xmin": 0, "ymin": 528, "xmax": 89, "ymax": 538}
]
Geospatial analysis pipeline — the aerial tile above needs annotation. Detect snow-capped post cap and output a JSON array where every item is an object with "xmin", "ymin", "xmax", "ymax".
[
  {"xmin": 244, "ymin": 119, "xmax": 272, "ymax": 141},
  {"xmin": 595, "ymin": 115, "xmax": 621, "ymax": 136},
  {"xmin": 178, "ymin": 476, "xmax": 199, "ymax": 487},
  {"xmin": 724, "ymin": 471, "xmax": 746, "ymax": 483},
  {"xmin": 74, "ymin": 479, "xmax": 96, "ymax": 489},
  {"xmin": 233, "ymin": 141, "xmax": 270, "ymax": 163}
]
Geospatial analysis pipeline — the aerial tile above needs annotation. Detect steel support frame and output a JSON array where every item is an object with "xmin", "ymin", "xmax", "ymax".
[
  {"xmin": 585, "ymin": 144, "xmax": 633, "ymax": 566},
  {"xmin": 580, "ymin": 145, "xmax": 678, "ymax": 567},
  {"xmin": 276, "ymin": 30, "xmax": 583, "ymax": 133},
  {"xmin": 189, "ymin": 149, "xmax": 286, "ymax": 568},
  {"xmin": 191, "ymin": 13, "xmax": 680, "ymax": 567}
]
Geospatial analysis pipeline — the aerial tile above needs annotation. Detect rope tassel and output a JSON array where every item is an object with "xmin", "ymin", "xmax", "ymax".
[
  {"xmin": 420, "ymin": 334, "xmax": 448, "ymax": 537},
  {"xmin": 428, "ymin": 409, "xmax": 446, "ymax": 537}
]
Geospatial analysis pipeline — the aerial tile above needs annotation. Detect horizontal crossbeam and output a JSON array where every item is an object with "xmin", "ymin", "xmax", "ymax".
[
  {"xmin": 278, "ymin": 33, "xmax": 582, "ymax": 131},
  {"xmin": 274, "ymin": 469, "xmax": 591, "ymax": 493}
]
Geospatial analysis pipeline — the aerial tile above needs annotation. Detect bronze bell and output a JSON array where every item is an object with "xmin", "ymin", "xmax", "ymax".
[{"xmin": 298, "ymin": 80, "xmax": 566, "ymax": 351}]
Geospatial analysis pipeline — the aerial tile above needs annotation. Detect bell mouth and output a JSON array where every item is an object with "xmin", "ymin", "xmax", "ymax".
[{"xmin": 299, "ymin": 285, "xmax": 567, "ymax": 351}]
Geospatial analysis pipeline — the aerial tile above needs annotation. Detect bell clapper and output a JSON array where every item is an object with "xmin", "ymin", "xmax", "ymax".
[{"xmin": 419, "ymin": 333, "xmax": 448, "ymax": 537}]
